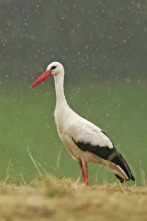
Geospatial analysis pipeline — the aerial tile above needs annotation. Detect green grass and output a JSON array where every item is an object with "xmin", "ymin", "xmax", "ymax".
[{"xmin": 0, "ymin": 78, "xmax": 147, "ymax": 185}]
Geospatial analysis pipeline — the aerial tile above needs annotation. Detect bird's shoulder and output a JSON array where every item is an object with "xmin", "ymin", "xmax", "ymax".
[{"xmin": 67, "ymin": 114, "xmax": 113, "ymax": 149}]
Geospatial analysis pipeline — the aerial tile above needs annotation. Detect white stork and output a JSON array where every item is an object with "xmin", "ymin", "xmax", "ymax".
[{"xmin": 30, "ymin": 62, "xmax": 135, "ymax": 185}]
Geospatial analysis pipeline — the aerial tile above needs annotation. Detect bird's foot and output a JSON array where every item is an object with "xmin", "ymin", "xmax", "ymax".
[{"xmin": 83, "ymin": 178, "xmax": 89, "ymax": 185}]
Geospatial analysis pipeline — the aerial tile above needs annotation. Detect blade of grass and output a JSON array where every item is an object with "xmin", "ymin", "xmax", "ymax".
[{"xmin": 27, "ymin": 148, "xmax": 42, "ymax": 176}]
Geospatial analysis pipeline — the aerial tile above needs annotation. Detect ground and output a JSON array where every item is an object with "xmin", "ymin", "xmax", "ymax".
[{"xmin": 0, "ymin": 176, "xmax": 147, "ymax": 221}]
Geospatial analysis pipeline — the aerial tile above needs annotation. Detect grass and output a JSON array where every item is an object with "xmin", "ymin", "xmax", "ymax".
[
  {"xmin": 0, "ymin": 149, "xmax": 147, "ymax": 221},
  {"xmin": 0, "ymin": 176, "xmax": 147, "ymax": 221},
  {"xmin": 0, "ymin": 78, "xmax": 147, "ymax": 185}
]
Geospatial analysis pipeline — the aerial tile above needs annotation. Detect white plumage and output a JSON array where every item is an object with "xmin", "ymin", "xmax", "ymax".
[{"xmin": 30, "ymin": 61, "xmax": 135, "ymax": 185}]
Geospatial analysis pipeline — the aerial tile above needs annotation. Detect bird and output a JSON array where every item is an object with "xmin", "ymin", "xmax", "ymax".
[{"xmin": 30, "ymin": 61, "xmax": 135, "ymax": 185}]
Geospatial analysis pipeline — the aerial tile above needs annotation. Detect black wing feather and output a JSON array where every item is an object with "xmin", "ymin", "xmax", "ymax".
[
  {"xmin": 72, "ymin": 135, "xmax": 135, "ymax": 182},
  {"xmin": 72, "ymin": 138, "xmax": 116, "ymax": 160},
  {"xmin": 112, "ymin": 152, "xmax": 135, "ymax": 181}
]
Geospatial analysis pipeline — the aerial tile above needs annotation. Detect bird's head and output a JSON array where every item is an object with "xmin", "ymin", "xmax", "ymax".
[
  {"xmin": 47, "ymin": 62, "xmax": 64, "ymax": 75},
  {"xmin": 29, "ymin": 62, "xmax": 64, "ymax": 89}
]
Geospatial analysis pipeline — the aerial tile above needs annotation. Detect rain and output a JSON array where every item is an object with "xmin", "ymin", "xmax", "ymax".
[{"xmin": 0, "ymin": 0, "xmax": 147, "ymax": 186}]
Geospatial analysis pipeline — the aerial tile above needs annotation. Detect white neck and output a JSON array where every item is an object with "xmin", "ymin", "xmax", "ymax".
[{"xmin": 54, "ymin": 72, "xmax": 68, "ymax": 107}]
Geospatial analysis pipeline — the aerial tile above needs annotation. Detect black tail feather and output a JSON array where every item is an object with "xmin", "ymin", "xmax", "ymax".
[
  {"xmin": 114, "ymin": 174, "xmax": 124, "ymax": 183},
  {"xmin": 112, "ymin": 151, "xmax": 135, "ymax": 182}
]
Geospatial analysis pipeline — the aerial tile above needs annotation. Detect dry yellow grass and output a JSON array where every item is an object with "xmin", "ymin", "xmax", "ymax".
[{"xmin": 0, "ymin": 176, "xmax": 147, "ymax": 221}]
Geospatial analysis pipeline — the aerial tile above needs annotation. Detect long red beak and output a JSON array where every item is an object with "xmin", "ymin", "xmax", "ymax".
[{"xmin": 29, "ymin": 71, "xmax": 52, "ymax": 89}]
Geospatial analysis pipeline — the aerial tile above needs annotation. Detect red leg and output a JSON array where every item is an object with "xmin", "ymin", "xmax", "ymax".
[
  {"xmin": 78, "ymin": 161, "xmax": 89, "ymax": 185},
  {"xmin": 84, "ymin": 162, "xmax": 89, "ymax": 185},
  {"xmin": 79, "ymin": 160, "xmax": 86, "ymax": 183}
]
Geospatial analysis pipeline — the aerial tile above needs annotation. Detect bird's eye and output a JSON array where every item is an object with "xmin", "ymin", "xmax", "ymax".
[{"xmin": 50, "ymin": 66, "xmax": 57, "ymax": 71}]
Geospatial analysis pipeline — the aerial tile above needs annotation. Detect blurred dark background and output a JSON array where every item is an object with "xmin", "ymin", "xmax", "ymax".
[
  {"xmin": 1, "ymin": 0, "xmax": 147, "ymax": 82},
  {"xmin": 0, "ymin": 0, "xmax": 147, "ymax": 185}
]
